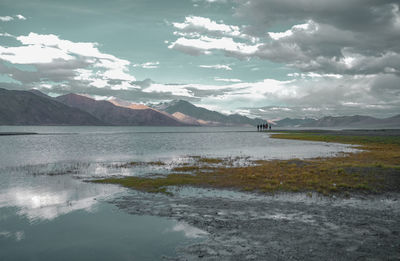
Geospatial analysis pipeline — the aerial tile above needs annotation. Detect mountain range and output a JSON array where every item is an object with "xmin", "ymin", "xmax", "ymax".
[
  {"xmin": 152, "ymin": 100, "xmax": 265, "ymax": 126},
  {"xmin": 55, "ymin": 93, "xmax": 184, "ymax": 126},
  {"xmin": 0, "ymin": 88, "xmax": 265, "ymax": 126},
  {"xmin": 0, "ymin": 88, "xmax": 104, "ymax": 125},
  {"xmin": 274, "ymin": 115, "xmax": 400, "ymax": 128},
  {"xmin": 1, "ymin": 87, "xmax": 399, "ymax": 128}
]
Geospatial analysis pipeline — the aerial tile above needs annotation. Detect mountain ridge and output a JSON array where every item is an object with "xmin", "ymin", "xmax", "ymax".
[
  {"xmin": 0, "ymin": 88, "xmax": 106, "ymax": 125},
  {"xmin": 274, "ymin": 115, "xmax": 400, "ymax": 128},
  {"xmin": 55, "ymin": 93, "xmax": 186, "ymax": 126},
  {"xmin": 152, "ymin": 100, "xmax": 266, "ymax": 126},
  {"xmin": 2, "ymin": 88, "xmax": 399, "ymax": 128}
]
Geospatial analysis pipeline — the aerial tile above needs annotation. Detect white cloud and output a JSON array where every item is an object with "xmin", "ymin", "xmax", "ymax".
[
  {"xmin": 169, "ymin": 36, "xmax": 260, "ymax": 56},
  {"xmin": 0, "ymin": 16, "xmax": 14, "ymax": 22},
  {"xmin": 16, "ymin": 14, "xmax": 26, "ymax": 20},
  {"xmin": 0, "ymin": 44, "xmax": 74, "ymax": 64},
  {"xmin": 0, "ymin": 32, "xmax": 137, "ymax": 90},
  {"xmin": 133, "ymin": 61, "xmax": 160, "ymax": 69},
  {"xmin": 0, "ymin": 231, "xmax": 25, "ymax": 241},
  {"xmin": 268, "ymin": 22, "xmax": 312, "ymax": 40},
  {"xmin": 170, "ymin": 1, "xmax": 400, "ymax": 78},
  {"xmin": 0, "ymin": 32, "xmax": 15, "ymax": 38},
  {"xmin": 143, "ymin": 83, "xmax": 194, "ymax": 97},
  {"xmin": 214, "ymin": 77, "xmax": 241, "ymax": 82},
  {"xmin": 287, "ymin": 72, "xmax": 343, "ymax": 79},
  {"xmin": 0, "ymin": 14, "xmax": 27, "ymax": 22},
  {"xmin": 173, "ymin": 16, "xmax": 244, "ymax": 39},
  {"xmin": 200, "ymin": 64, "xmax": 232, "ymax": 70}
]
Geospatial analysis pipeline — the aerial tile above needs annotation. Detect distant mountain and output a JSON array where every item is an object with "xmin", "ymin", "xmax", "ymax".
[
  {"xmin": 172, "ymin": 112, "xmax": 202, "ymax": 126},
  {"xmin": 152, "ymin": 100, "xmax": 265, "ymax": 126},
  {"xmin": 302, "ymin": 115, "xmax": 400, "ymax": 128},
  {"xmin": 55, "ymin": 93, "xmax": 186, "ymax": 126},
  {"xmin": 273, "ymin": 118, "xmax": 317, "ymax": 127},
  {"xmin": 5, "ymin": 88, "xmax": 397, "ymax": 128},
  {"xmin": 0, "ymin": 88, "xmax": 105, "ymax": 125},
  {"xmin": 109, "ymin": 98, "xmax": 185, "ymax": 124},
  {"xmin": 108, "ymin": 98, "xmax": 151, "ymax": 110},
  {"xmin": 264, "ymin": 114, "xmax": 400, "ymax": 128}
]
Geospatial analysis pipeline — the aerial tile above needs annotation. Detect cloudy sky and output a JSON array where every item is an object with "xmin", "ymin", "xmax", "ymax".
[{"xmin": 0, "ymin": 0, "xmax": 399, "ymax": 119}]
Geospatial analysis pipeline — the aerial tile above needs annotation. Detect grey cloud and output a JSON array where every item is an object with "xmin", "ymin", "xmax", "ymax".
[
  {"xmin": 236, "ymin": 0, "xmax": 400, "ymax": 74},
  {"xmin": 235, "ymin": 0, "xmax": 399, "ymax": 36},
  {"xmin": 370, "ymin": 73, "xmax": 400, "ymax": 100},
  {"xmin": 0, "ymin": 62, "xmax": 39, "ymax": 84},
  {"xmin": 0, "ymin": 58, "xmax": 91, "ymax": 85},
  {"xmin": 171, "ymin": 1, "xmax": 400, "ymax": 76}
]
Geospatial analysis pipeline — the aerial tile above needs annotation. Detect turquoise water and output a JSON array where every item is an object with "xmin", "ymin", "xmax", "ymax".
[{"xmin": 0, "ymin": 126, "xmax": 357, "ymax": 260}]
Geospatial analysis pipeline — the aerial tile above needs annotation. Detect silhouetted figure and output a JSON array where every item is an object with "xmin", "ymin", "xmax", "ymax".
[
  {"xmin": 257, "ymin": 125, "xmax": 260, "ymax": 131},
  {"xmin": 269, "ymin": 124, "xmax": 271, "ymax": 130}
]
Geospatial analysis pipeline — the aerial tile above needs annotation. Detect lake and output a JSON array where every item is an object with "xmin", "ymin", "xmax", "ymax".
[{"xmin": 0, "ymin": 126, "xmax": 356, "ymax": 260}]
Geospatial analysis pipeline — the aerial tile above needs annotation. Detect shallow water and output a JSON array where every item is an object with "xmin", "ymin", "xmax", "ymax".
[
  {"xmin": 0, "ymin": 126, "xmax": 357, "ymax": 167},
  {"xmin": 0, "ymin": 126, "xmax": 358, "ymax": 259}
]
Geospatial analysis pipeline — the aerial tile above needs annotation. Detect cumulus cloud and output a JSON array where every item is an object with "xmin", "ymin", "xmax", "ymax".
[
  {"xmin": 169, "ymin": 1, "xmax": 400, "ymax": 76},
  {"xmin": 163, "ymin": 0, "xmax": 400, "ymax": 118},
  {"xmin": 0, "ymin": 32, "xmax": 137, "ymax": 90},
  {"xmin": 172, "ymin": 16, "xmax": 248, "ymax": 40}
]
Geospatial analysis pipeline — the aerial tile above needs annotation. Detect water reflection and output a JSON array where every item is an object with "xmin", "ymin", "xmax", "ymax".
[
  {"xmin": 0, "ymin": 165, "xmax": 124, "ymax": 222},
  {"xmin": 0, "ymin": 231, "xmax": 25, "ymax": 242},
  {"xmin": 0, "ymin": 161, "xmax": 203, "ymax": 260},
  {"xmin": 171, "ymin": 222, "xmax": 208, "ymax": 238}
]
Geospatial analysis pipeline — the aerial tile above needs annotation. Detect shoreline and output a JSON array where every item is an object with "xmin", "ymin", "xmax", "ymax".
[{"xmin": 93, "ymin": 129, "xmax": 400, "ymax": 196}]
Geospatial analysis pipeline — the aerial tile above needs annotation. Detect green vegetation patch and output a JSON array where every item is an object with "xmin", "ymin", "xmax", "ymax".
[
  {"xmin": 92, "ymin": 131, "xmax": 400, "ymax": 196},
  {"xmin": 270, "ymin": 132, "xmax": 400, "ymax": 146}
]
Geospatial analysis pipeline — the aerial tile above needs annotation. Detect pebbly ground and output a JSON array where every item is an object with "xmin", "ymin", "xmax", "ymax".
[{"xmin": 110, "ymin": 188, "xmax": 400, "ymax": 261}]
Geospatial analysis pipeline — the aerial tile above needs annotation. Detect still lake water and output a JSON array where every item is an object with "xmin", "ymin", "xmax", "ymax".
[{"xmin": 0, "ymin": 126, "xmax": 357, "ymax": 260}]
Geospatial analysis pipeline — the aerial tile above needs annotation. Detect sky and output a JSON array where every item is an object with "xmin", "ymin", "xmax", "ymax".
[{"xmin": 0, "ymin": 0, "xmax": 399, "ymax": 119}]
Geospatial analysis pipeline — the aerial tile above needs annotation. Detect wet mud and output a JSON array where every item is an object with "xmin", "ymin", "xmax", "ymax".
[{"xmin": 111, "ymin": 189, "xmax": 400, "ymax": 260}]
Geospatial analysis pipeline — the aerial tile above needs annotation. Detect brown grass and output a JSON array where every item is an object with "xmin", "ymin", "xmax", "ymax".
[{"xmin": 92, "ymin": 132, "xmax": 400, "ymax": 196}]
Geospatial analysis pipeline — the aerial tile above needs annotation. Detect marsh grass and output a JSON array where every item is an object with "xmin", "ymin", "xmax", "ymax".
[
  {"xmin": 92, "ymin": 132, "xmax": 400, "ymax": 196},
  {"xmin": 117, "ymin": 161, "xmax": 166, "ymax": 168}
]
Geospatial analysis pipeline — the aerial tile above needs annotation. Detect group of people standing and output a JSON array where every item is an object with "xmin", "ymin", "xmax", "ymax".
[{"xmin": 257, "ymin": 123, "xmax": 271, "ymax": 131}]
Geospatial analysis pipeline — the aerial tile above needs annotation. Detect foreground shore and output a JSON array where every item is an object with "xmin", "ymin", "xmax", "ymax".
[{"xmin": 93, "ymin": 129, "xmax": 400, "ymax": 260}]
